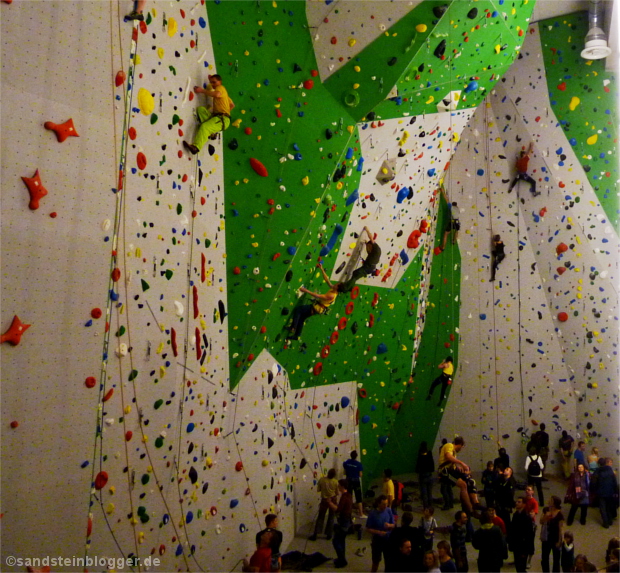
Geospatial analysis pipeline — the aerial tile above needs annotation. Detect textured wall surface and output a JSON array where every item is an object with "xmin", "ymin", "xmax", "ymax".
[{"xmin": 1, "ymin": 1, "xmax": 617, "ymax": 571}]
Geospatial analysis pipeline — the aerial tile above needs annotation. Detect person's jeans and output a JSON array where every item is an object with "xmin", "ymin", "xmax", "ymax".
[
  {"xmin": 289, "ymin": 304, "xmax": 315, "ymax": 340},
  {"xmin": 541, "ymin": 540, "xmax": 561, "ymax": 572},
  {"xmin": 599, "ymin": 496, "xmax": 617, "ymax": 527},
  {"xmin": 332, "ymin": 518, "xmax": 351, "ymax": 563},
  {"xmin": 567, "ymin": 503, "xmax": 588, "ymax": 525},
  {"xmin": 314, "ymin": 496, "xmax": 336, "ymax": 537},
  {"xmin": 419, "ymin": 472, "xmax": 434, "ymax": 508}
]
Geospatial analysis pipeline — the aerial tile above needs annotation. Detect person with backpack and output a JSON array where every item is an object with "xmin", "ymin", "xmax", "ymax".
[{"xmin": 526, "ymin": 445, "xmax": 545, "ymax": 506}]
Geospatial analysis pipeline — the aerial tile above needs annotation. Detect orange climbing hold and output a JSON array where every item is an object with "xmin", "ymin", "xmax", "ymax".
[
  {"xmin": 44, "ymin": 118, "xmax": 79, "ymax": 143},
  {"xmin": 1, "ymin": 315, "xmax": 30, "ymax": 346},
  {"xmin": 250, "ymin": 157, "xmax": 268, "ymax": 177},
  {"xmin": 556, "ymin": 243, "xmax": 568, "ymax": 255},
  {"xmin": 21, "ymin": 169, "xmax": 48, "ymax": 210}
]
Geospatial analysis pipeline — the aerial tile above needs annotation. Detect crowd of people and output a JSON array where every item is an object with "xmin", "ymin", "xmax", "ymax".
[{"xmin": 243, "ymin": 435, "xmax": 618, "ymax": 573}]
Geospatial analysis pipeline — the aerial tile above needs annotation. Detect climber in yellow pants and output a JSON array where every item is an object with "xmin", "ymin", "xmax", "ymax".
[{"xmin": 183, "ymin": 74, "xmax": 234, "ymax": 154}]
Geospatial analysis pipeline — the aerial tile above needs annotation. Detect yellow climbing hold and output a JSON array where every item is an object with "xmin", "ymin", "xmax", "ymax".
[
  {"xmin": 453, "ymin": 132, "xmax": 460, "ymax": 142},
  {"xmin": 416, "ymin": 24, "xmax": 427, "ymax": 33},
  {"xmin": 168, "ymin": 17, "xmax": 178, "ymax": 37},
  {"xmin": 302, "ymin": 176, "xmax": 309, "ymax": 186},
  {"xmin": 425, "ymin": 95, "xmax": 434, "ymax": 104},
  {"xmin": 354, "ymin": 66, "xmax": 360, "ymax": 72},
  {"xmin": 349, "ymin": 242, "xmax": 357, "ymax": 249},
  {"xmin": 587, "ymin": 133, "xmax": 598, "ymax": 145},
  {"xmin": 157, "ymin": 47, "xmax": 164, "ymax": 59},
  {"xmin": 495, "ymin": 44, "xmax": 501, "ymax": 54},
  {"xmin": 262, "ymin": 460, "xmax": 269, "ymax": 467},
  {"xmin": 106, "ymin": 503, "xmax": 115, "ymax": 515},
  {"xmin": 353, "ymin": 83, "xmax": 360, "ymax": 89},
  {"xmin": 569, "ymin": 96, "xmax": 580, "ymax": 111},
  {"xmin": 348, "ymin": 38, "xmax": 356, "ymax": 47},
  {"xmin": 232, "ymin": 119, "xmax": 242, "ymax": 128},
  {"xmin": 138, "ymin": 88, "xmax": 155, "ymax": 116},
  {"xmin": 347, "ymin": 125, "xmax": 355, "ymax": 134}
]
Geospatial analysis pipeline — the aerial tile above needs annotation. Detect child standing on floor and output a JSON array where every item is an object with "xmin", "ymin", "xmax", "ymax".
[
  {"xmin": 561, "ymin": 531, "xmax": 575, "ymax": 573},
  {"xmin": 420, "ymin": 506, "xmax": 438, "ymax": 552}
]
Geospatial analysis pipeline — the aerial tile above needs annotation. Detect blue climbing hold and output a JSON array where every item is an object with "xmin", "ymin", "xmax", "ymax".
[
  {"xmin": 378, "ymin": 435, "xmax": 388, "ymax": 447},
  {"xmin": 186, "ymin": 511, "xmax": 194, "ymax": 523},
  {"xmin": 361, "ymin": 415, "xmax": 371, "ymax": 424},
  {"xmin": 287, "ymin": 246, "xmax": 297, "ymax": 256},
  {"xmin": 377, "ymin": 343, "xmax": 388, "ymax": 354},
  {"xmin": 346, "ymin": 147, "xmax": 354, "ymax": 160},
  {"xmin": 396, "ymin": 187, "xmax": 409, "ymax": 204},
  {"xmin": 187, "ymin": 422, "xmax": 195, "ymax": 432},
  {"xmin": 346, "ymin": 188, "xmax": 359, "ymax": 206},
  {"xmin": 477, "ymin": 168, "xmax": 485, "ymax": 176},
  {"xmin": 357, "ymin": 157, "xmax": 365, "ymax": 172},
  {"xmin": 399, "ymin": 249, "xmax": 409, "ymax": 265},
  {"xmin": 479, "ymin": 314, "xmax": 487, "ymax": 320},
  {"xmin": 230, "ymin": 499, "xmax": 239, "ymax": 508},
  {"xmin": 319, "ymin": 224, "xmax": 343, "ymax": 257},
  {"xmin": 341, "ymin": 396, "xmax": 350, "ymax": 408}
]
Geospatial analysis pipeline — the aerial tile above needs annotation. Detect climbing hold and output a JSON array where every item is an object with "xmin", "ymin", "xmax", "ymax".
[
  {"xmin": 396, "ymin": 187, "xmax": 409, "ymax": 204},
  {"xmin": 399, "ymin": 250, "xmax": 409, "ymax": 265},
  {"xmin": 345, "ymin": 302, "xmax": 354, "ymax": 315},
  {"xmin": 361, "ymin": 415, "xmax": 370, "ymax": 424},
  {"xmin": 407, "ymin": 229, "xmax": 421, "ymax": 249},
  {"xmin": 341, "ymin": 396, "xmax": 350, "ymax": 408},
  {"xmin": 387, "ymin": 57, "xmax": 397, "ymax": 66},
  {"xmin": 377, "ymin": 343, "xmax": 388, "ymax": 354},
  {"xmin": 250, "ymin": 158, "xmax": 268, "ymax": 177},
  {"xmin": 94, "ymin": 471, "xmax": 109, "ymax": 490},
  {"xmin": 378, "ymin": 435, "xmax": 388, "ymax": 447},
  {"xmin": 10, "ymin": 421, "xmax": 18, "ymax": 428},
  {"xmin": 343, "ymin": 90, "xmax": 360, "ymax": 107},
  {"xmin": 115, "ymin": 70, "xmax": 126, "ymax": 86},
  {"xmin": 434, "ymin": 39, "xmax": 446, "ymax": 59},
  {"xmin": 557, "ymin": 312, "xmax": 568, "ymax": 322},
  {"xmin": 321, "ymin": 346, "xmax": 330, "ymax": 358},
  {"xmin": 467, "ymin": 7, "xmax": 478, "ymax": 18},
  {"xmin": 235, "ymin": 461, "xmax": 243, "ymax": 472},
  {"xmin": 557, "ymin": 267, "xmax": 566, "ymax": 275},
  {"xmin": 303, "ymin": 79, "xmax": 314, "ymax": 90},
  {"xmin": 85, "ymin": 376, "xmax": 97, "ymax": 388},
  {"xmin": 313, "ymin": 362, "xmax": 323, "ymax": 376},
  {"xmin": 326, "ymin": 424, "xmax": 335, "ymax": 437},
  {"xmin": 228, "ymin": 138, "xmax": 238, "ymax": 150},
  {"xmin": 1, "ymin": 315, "xmax": 30, "ymax": 346},
  {"xmin": 330, "ymin": 331, "xmax": 339, "ymax": 345},
  {"xmin": 319, "ymin": 224, "xmax": 343, "ymax": 257},
  {"xmin": 433, "ymin": 4, "xmax": 448, "ymax": 18},
  {"xmin": 464, "ymin": 81, "xmax": 478, "ymax": 93},
  {"xmin": 137, "ymin": 152, "xmax": 147, "ymax": 170},
  {"xmin": 569, "ymin": 96, "xmax": 580, "ymax": 111},
  {"xmin": 230, "ymin": 499, "xmax": 239, "ymax": 509},
  {"xmin": 21, "ymin": 169, "xmax": 48, "ymax": 210},
  {"xmin": 325, "ymin": 128, "xmax": 333, "ymax": 139},
  {"xmin": 138, "ymin": 88, "xmax": 155, "ymax": 115},
  {"xmin": 338, "ymin": 317, "xmax": 348, "ymax": 330},
  {"xmin": 44, "ymin": 118, "xmax": 79, "ymax": 143},
  {"xmin": 415, "ymin": 24, "xmax": 427, "ymax": 33},
  {"xmin": 556, "ymin": 243, "xmax": 568, "ymax": 255}
]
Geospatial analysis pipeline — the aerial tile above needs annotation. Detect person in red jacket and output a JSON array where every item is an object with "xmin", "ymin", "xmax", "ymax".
[{"xmin": 508, "ymin": 142, "xmax": 540, "ymax": 196}]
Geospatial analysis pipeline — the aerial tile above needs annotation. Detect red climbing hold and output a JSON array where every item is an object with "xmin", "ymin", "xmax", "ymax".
[
  {"xmin": 272, "ymin": 253, "xmax": 281, "ymax": 261},
  {"xmin": 351, "ymin": 286, "xmax": 359, "ymax": 300},
  {"xmin": 91, "ymin": 308, "xmax": 102, "ymax": 319},
  {"xmin": 171, "ymin": 327, "xmax": 178, "ymax": 357},
  {"xmin": 303, "ymin": 79, "xmax": 314, "ymax": 90},
  {"xmin": 244, "ymin": 127, "xmax": 253, "ymax": 135},
  {"xmin": 358, "ymin": 388, "xmax": 367, "ymax": 399},
  {"xmin": 85, "ymin": 376, "xmax": 96, "ymax": 388},
  {"xmin": 233, "ymin": 266, "xmax": 241, "ymax": 275},
  {"xmin": 313, "ymin": 362, "xmax": 323, "ymax": 376},
  {"xmin": 235, "ymin": 461, "xmax": 244, "ymax": 472},
  {"xmin": 556, "ymin": 243, "xmax": 568, "ymax": 255},
  {"xmin": 1, "ymin": 315, "xmax": 30, "ymax": 346},
  {"xmin": 10, "ymin": 421, "xmax": 19, "ymax": 428},
  {"xmin": 128, "ymin": 127, "xmax": 137, "ymax": 140},
  {"xmin": 557, "ymin": 312, "xmax": 569, "ymax": 322},
  {"xmin": 201, "ymin": 253, "xmax": 206, "ymax": 282},
  {"xmin": 345, "ymin": 301, "xmax": 354, "ymax": 315},
  {"xmin": 111, "ymin": 268, "xmax": 121, "ymax": 282},
  {"xmin": 115, "ymin": 70, "xmax": 126, "ymax": 87},
  {"xmin": 433, "ymin": 246, "xmax": 443, "ymax": 256},
  {"xmin": 330, "ymin": 331, "xmax": 339, "ymax": 345},
  {"xmin": 94, "ymin": 471, "xmax": 109, "ymax": 490},
  {"xmin": 250, "ymin": 157, "xmax": 268, "ymax": 177},
  {"xmin": 44, "ymin": 118, "xmax": 79, "ymax": 143},
  {"xmin": 338, "ymin": 317, "xmax": 348, "ymax": 330},
  {"xmin": 420, "ymin": 220, "xmax": 429, "ymax": 233},
  {"xmin": 21, "ymin": 169, "xmax": 48, "ymax": 210},
  {"xmin": 260, "ymin": 326, "xmax": 267, "ymax": 333},
  {"xmin": 407, "ymin": 229, "xmax": 421, "ymax": 249},
  {"xmin": 102, "ymin": 388, "xmax": 114, "ymax": 402},
  {"xmin": 368, "ymin": 313, "xmax": 375, "ymax": 327},
  {"xmin": 87, "ymin": 516, "xmax": 93, "ymax": 538},
  {"xmin": 193, "ymin": 285, "xmax": 199, "ymax": 319},
  {"xmin": 195, "ymin": 327, "xmax": 201, "ymax": 361},
  {"xmin": 557, "ymin": 82, "xmax": 567, "ymax": 91},
  {"xmin": 137, "ymin": 152, "xmax": 147, "ymax": 170},
  {"xmin": 557, "ymin": 267, "xmax": 566, "ymax": 275},
  {"xmin": 371, "ymin": 292, "xmax": 379, "ymax": 307},
  {"xmin": 247, "ymin": 353, "xmax": 255, "ymax": 362},
  {"xmin": 330, "ymin": 36, "xmax": 337, "ymax": 44},
  {"xmin": 321, "ymin": 345, "xmax": 330, "ymax": 358}
]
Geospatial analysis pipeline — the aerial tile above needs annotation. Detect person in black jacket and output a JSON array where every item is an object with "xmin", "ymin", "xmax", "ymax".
[
  {"xmin": 509, "ymin": 497, "xmax": 535, "ymax": 572},
  {"xmin": 417, "ymin": 441, "xmax": 435, "ymax": 509},
  {"xmin": 596, "ymin": 458, "xmax": 619, "ymax": 528},
  {"xmin": 495, "ymin": 467, "xmax": 516, "ymax": 529},
  {"xmin": 472, "ymin": 510, "xmax": 505, "ymax": 572}
]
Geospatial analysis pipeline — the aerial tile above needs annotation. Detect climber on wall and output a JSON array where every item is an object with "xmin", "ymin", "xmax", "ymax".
[
  {"xmin": 183, "ymin": 74, "xmax": 235, "ymax": 155},
  {"xmin": 426, "ymin": 356, "xmax": 454, "ymax": 406},
  {"xmin": 490, "ymin": 234, "xmax": 505, "ymax": 282},
  {"xmin": 340, "ymin": 226, "xmax": 381, "ymax": 292},
  {"xmin": 439, "ymin": 184, "xmax": 460, "ymax": 251},
  {"xmin": 125, "ymin": 0, "xmax": 147, "ymax": 21},
  {"xmin": 508, "ymin": 142, "xmax": 540, "ymax": 196},
  {"xmin": 286, "ymin": 264, "xmax": 344, "ymax": 341}
]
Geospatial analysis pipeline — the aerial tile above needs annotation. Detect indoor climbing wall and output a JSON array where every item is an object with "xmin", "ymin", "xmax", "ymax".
[
  {"xmin": 5, "ymin": 0, "xmax": 606, "ymax": 571},
  {"xmin": 437, "ymin": 11, "xmax": 619, "ymax": 470}
]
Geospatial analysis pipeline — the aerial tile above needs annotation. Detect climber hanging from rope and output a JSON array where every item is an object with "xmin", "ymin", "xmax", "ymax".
[
  {"xmin": 339, "ymin": 226, "xmax": 381, "ymax": 293},
  {"xmin": 490, "ymin": 234, "xmax": 505, "ymax": 282},
  {"xmin": 439, "ymin": 184, "xmax": 460, "ymax": 251}
]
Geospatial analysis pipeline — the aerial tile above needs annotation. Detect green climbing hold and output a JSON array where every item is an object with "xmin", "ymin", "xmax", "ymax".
[
  {"xmin": 128, "ymin": 369, "xmax": 139, "ymax": 381},
  {"xmin": 150, "ymin": 113, "xmax": 158, "ymax": 125},
  {"xmin": 172, "ymin": 114, "xmax": 180, "ymax": 125},
  {"xmin": 165, "ymin": 269, "xmax": 173, "ymax": 280},
  {"xmin": 177, "ymin": 203, "xmax": 182, "ymax": 215},
  {"xmin": 141, "ymin": 279, "xmax": 150, "ymax": 291},
  {"xmin": 154, "ymin": 399, "xmax": 163, "ymax": 409},
  {"xmin": 155, "ymin": 436, "xmax": 164, "ymax": 448},
  {"xmin": 116, "ymin": 325, "xmax": 126, "ymax": 337},
  {"xmin": 141, "ymin": 473, "xmax": 150, "ymax": 485}
]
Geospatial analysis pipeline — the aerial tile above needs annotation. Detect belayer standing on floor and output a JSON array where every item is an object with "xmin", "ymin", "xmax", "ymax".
[
  {"xmin": 427, "ymin": 356, "xmax": 454, "ymax": 406},
  {"xmin": 508, "ymin": 142, "xmax": 540, "ymax": 196},
  {"xmin": 184, "ymin": 74, "xmax": 235, "ymax": 155}
]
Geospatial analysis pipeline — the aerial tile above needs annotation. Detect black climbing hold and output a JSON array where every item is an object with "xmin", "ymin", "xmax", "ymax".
[
  {"xmin": 325, "ymin": 128, "xmax": 333, "ymax": 139},
  {"xmin": 268, "ymin": 371, "xmax": 274, "ymax": 383},
  {"xmin": 433, "ymin": 4, "xmax": 448, "ymax": 18},
  {"xmin": 407, "ymin": 187, "xmax": 413, "ymax": 200},
  {"xmin": 398, "ymin": 148, "xmax": 406, "ymax": 157},
  {"xmin": 434, "ymin": 39, "xmax": 446, "ymax": 59},
  {"xmin": 467, "ymin": 7, "xmax": 478, "ymax": 19},
  {"xmin": 305, "ymin": 252, "xmax": 312, "ymax": 260},
  {"xmin": 188, "ymin": 442, "xmax": 194, "ymax": 454},
  {"xmin": 326, "ymin": 424, "xmax": 335, "ymax": 438},
  {"xmin": 285, "ymin": 270, "xmax": 293, "ymax": 282},
  {"xmin": 351, "ymin": 321, "xmax": 358, "ymax": 334},
  {"xmin": 396, "ymin": 230, "xmax": 403, "ymax": 237},
  {"xmin": 366, "ymin": 111, "xmax": 376, "ymax": 121},
  {"xmin": 208, "ymin": 144, "xmax": 215, "ymax": 156},
  {"xmin": 202, "ymin": 482, "xmax": 209, "ymax": 494},
  {"xmin": 418, "ymin": 63, "xmax": 425, "ymax": 72},
  {"xmin": 218, "ymin": 300, "xmax": 227, "ymax": 323},
  {"xmin": 189, "ymin": 467, "xmax": 198, "ymax": 484},
  {"xmin": 387, "ymin": 57, "xmax": 397, "ymax": 66},
  {"xmin": 281, "ymin": 308, "xmax": 289, "ymax": 316},
  {"xmin": 300, "ymin": 458, "xmax": 307, "ymax": 469},
  {"xmin": 272, "ymin": 386, "xmax": 278, "ymax": 399},
  {"xmin": 228, "ymin": 138, "xmax": 239, "ymax": 150},
  {"xmin": 293, "ymin": 63, "xmax": 302, "ymax": 72},
  {"xmin": 268, "ymin": 437, "xmax": 274, "ymax": 448},
  {"xmin": 335, "ymin": 261, "xmax": 346, "ymax": 274}
]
